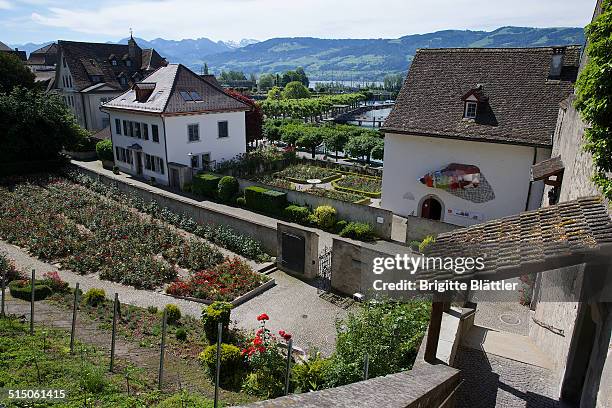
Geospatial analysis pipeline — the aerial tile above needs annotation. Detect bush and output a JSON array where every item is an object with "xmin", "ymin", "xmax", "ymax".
[
  {"xmin": 164, "ymin": 304, "xmax": 181, "ymax": 325},
  {"xmin": 327, "ymin": 300, "xmax": 431, "ymax": 387},
  {"xmin": 236, "ymin": 196, "xmax": 246, "ymax": 206},
  {"xmin": 419, "ymin": 235, "xmax": 435, "ymax": 253},
  {"xmin": 202, "ymin": 301, "xmax": 233, "ymax": 344},
  {"xmin": 314, "ymin": 205, "xmax": 337, "ymax": 230},
  {"xmin": 8, "ymin": 279, "xmax": 52, "ymax": 301},
  {"xmin": 147, "ymin": 306, "xmax": 158, "ymax": 314},
  {"xmin": 78, "ymin": 366, "xmax": 107, "ymax": 393},
  {"xmin": 83, "ymin": 288, "xmax": 106, "ymax": 306},
  {"xmin": 409, "ymin": 240, "xmax": 421, "ymax": 252},
  {"xmin": 182, "ymin": 182, "xmax": 192, "ymax": 193},
  {"xmin": 335, "ymin": 220, "xmax": 348, "ymax": 234},
  {"xmin": 41, "ymin": 271, "xmax": 69, "ymax": 293},
  {"xmin": 339, "ymin": 222, "xmax": 375, "ymax": 241},
  {"xmin": 192, "ymin": 173, "xmax": 222, "ymax": 198},
  {"xmin": 198, "ymin": 343, "xmax": 244, "ymax": 388},
  {"xmin": 244, "ymin": 186, "xmax": 287, "ymax": 215},
  {"xmin": 95, "ymin": 139, "xmax": 113, "ymax": 162},
  {"xmin": 292, "ymin": 352, "xmax": 332, "ymax": 392},
  {"xmin": 0, "ymin": 253, "xmax": 20, "ymax": 283},
  {"xmin": 175, "ymin": 327, "xmax": 188, "ymax": 342},
  {"xmin": 157, "ymin": 392, "xmax": 215, "ymax": 408},
  {"xmin": 218, "ymin": 176, "xmax": 239, "ymax": 202},
  {"xmin": 283, "ymin": 205, "xmax": 311, "ymax": 224}
]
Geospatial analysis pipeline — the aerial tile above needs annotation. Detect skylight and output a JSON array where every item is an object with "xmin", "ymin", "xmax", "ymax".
[
  {"xmin": 179, "ymin": 91, "xmax": 193, "ymax": 101},
  {"xmin": 190, "ymin": 91, "xmax": 203, "ymax": 101}
]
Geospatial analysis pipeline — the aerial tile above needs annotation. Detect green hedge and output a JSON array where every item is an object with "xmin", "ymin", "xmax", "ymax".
[
  {"xmin": 244, "ymin": 186, "xmax": 287, "ymax": 215},
  {"xmin": 8, "ymin": 280, "xmax": 52, "ymax": 301},
  {"xmin": 202, "ymin": 301, "xmax": 233, "ymax": 344},
  {"xmin": 193, "ymin": 173, "xmax": 222, "ymax": 198},
  {"xmin": 339, "ymin": 222, "xmax": 376, "ymax": 242},
  {"xmin": 198, "ymin": 343, "xmax": 244, "ymax": 388},
  {"xmin": 218, "ymin": 176, "xmax": 239, "ymax": 202},
  {"xmin": 284, "ymin": 205, "xmax": 311, "ymax": 224},
  {"xmin": 331, "ymin": 180, "xmax": 381, "ymax": 198},
  {"xmin": 95, "ymin": 140, "xmax": 113, "ymax": 162}
]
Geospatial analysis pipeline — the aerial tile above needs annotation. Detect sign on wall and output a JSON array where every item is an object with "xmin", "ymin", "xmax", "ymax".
[{"xmin": 447, "ymin": 208, "xmax": 483, "ymax": 220}]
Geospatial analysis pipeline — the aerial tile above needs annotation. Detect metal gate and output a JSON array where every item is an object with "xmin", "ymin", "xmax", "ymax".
[{"xmin": 317, "ymin": 246, "xmax": 332, "ymax": 293}]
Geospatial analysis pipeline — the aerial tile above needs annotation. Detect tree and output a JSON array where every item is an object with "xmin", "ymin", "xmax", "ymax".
[
  {"xmin": 263, "ymin": 119, "xmax": 284, "ymax": 143},
  {"xmin": 280, "ymin": 123, "xmax": 305, "ymax": 146},
  {"xmin": 0, "ymin": 53, "xmax": 35, "ymax": 93},
  {"xmin": 226, "ymin": 89, "xmax": 263, "ymax": 147},
  {"xmin": 295, "ymin": 67, "xmax": 309, "ymax": 87},
  {"xmin": 282, "ymin": 81, "xmax": 310, "ymax": 99},
  {"xmin": 575, "ymin": 0, "xmax": 612, "ymax": 199},
  {"xmin": 280, "ymin": 68, "xmax": 309, "ymax": 88},
  {"xmin": 322, "ymin": 128, "xmax": 349, "ymax": 160},
  {"xmin": 344, "ymin": 133, "xmax": 382, "ymax": 163},
  {"xmin": 258, "ymin": 73, "xmax": 276, "ymax": 91},
  {"xmin": 219, "ymin": 70, "xmax": 247, "ymax": 81},
  {"xmin": 383, "ymin": 73, "xmax": 404, "ymax": 91},
  {"xmin": 202, "ymin": 63, "xmax": 209, "ymax": 75},
  {"xmin": 297, "ymin": 127, "xmax": 324, "ymax": 158},
  {"xmin": 0, "ymin": 87, "xmax": 88, "ymax": 163},
  {"xmin": 370, "ymin": 138, "xmax": 385, "ymax": 161},
  {"xmin": 267, "ymin": 86, "xmax": 282, "ymax": 100}
]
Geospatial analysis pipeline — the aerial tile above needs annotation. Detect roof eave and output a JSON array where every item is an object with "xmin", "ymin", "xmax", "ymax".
[{"xmin": 381, "ymin": 127, "xmax": 553, "ymax": 149}]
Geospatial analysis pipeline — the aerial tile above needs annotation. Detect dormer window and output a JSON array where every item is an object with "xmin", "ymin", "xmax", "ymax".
[
  {"xmin": 119, "ymin": 76, "xmax": 128, "ymax": 86},
  {"xmin": 125, "ymin": 59, "xmax": 132, "ymax": 67},
  {"xmin": 464, "ymin": 101, "xmax": 477, "ymax": 119},
  {"xmin": 111, "ymin": 59, "xmax": 117, "ymax": 66}
]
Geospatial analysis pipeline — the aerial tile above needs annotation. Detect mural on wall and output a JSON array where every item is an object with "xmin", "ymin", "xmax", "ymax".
[{"xmin": 419, "ymin": 163, "xmax": 495, "ymax": 203}]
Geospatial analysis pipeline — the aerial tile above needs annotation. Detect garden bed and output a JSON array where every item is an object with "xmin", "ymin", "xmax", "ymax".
[
  {"xmin": 275, "ymin": 164, "xmax": 341, "ymax": 184},
  {"xmin": 332, "ymin": 174, "xmax": 382, "ymax": 198},
  {"xmin": 307, "ymin": 187, "xmax": 369, "ymax": 204}
]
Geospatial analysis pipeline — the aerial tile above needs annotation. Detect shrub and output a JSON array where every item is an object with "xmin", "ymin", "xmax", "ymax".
[
  {"xmin": 157, "ymin": 392, "xmax": 215, "ymax": 408},
  {"xmin": 147, "ymin": 306, "xmax": 158, "ymax": 314},
  {"xmin": 198, "ymin": 343, "xmax": 244, "ymax": 388},
  {"xmin": 314, "ymin": 205, "xmax": 337, "ymax": 230},
  {"xmin": 292, "ymin": 352, "xmax": 332, "ymax": 392},
  {"xmin": 8, "ymin": 279, "xmax": 52, "ymax": 301},
  {"xmin": 182, "ymin": 182, "xmax": 192, "ymax": 193},
  {"xmin": 192, "ymin": 173, "xmax": 222, "ymax": 198},
  {"xmin": 419, "ymin": 235, "xmax": 435, "ymax": 253},
  {"xmin": 327, "ymin": 300, "xmax": 431, "ymax": 387},
  {"xmin": 175, "ymin": 327, "xmax": 188, "ymax": 342},
  {"xmin": 244, "ymin": 186, "xmax": 287, "ymax": 215},
  {"xmin": 202, "ymin": 301, "xmax": 233, "ymax": 343},
  {"xmin": 164, "ymin": 304, "xmax": 181, "ymax": 325},
  {"xmin": 218, "ymin": 176, "xmax": 239, "ymax": 202},
  {"xmin": 83, "ymin": 288, "xmax": 106, "ymax": 306},
  {"xmin": 78, "ymin": 366, "xmax": 107, "ymax": 393},
  {"xmin": 236, "ymin": 196, "xmax": 246, "ymax": 206},
  {"xmin": 0, "ymin": 253, "xmax": 20, "ymax": 283},
  {"xmin": 95, "ymin": 139, "xmax": 113, "ymax": 162},
  {"xmin": 41, "ymin": 271, "xmax": 69, "ymax": 293},
  {"xmin": 283, "ymin": 205, "xmax": 311, "ymax": 224},
  {"xmin": 339, "ymin": 222, "xmax": 375, "ymax": 241},
  {"xmin": 409, "ymin": 240, "xmax": 421, "ymax": 252},
  {"xmin": 335, "ymin": 220, "xmax": 348, "ymax": 233}
]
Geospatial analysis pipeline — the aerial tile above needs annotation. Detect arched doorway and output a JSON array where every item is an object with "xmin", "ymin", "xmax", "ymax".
[{"xmin": 421, "ymin": 197, "xmax": 442, "ymax": 221}]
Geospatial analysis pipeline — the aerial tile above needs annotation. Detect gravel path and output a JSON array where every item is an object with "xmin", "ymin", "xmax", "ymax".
[{"xmin": 0, "ymin": 240, "xmax": 350, "ymax": 355}]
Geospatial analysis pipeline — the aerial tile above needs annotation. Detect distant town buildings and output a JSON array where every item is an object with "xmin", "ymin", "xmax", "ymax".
[
  {"xmin": 0, "ymin": 40, "xmax": 26, "ymax": 61},
  {"xmin": 381, "ymin": 45, "xmax": 580, "ymax": 226},
  {"xmin": 53, "ymin": 35, "xmax": 166, "ymax": 131},
  {"xmin": 101, "ymin": 64, "xmax": 249, "ymax": 187}
]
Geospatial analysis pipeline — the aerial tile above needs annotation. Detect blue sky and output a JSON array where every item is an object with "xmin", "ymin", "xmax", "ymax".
[{"xmin": 1, "ymin": 0, "xmax": 596, "ymax": 45}]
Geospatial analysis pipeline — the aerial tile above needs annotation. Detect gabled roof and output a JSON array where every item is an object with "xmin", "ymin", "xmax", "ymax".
[
  {"xmin": 27, "ymin": 43, "xmax": 58, "ymax": 66},
  {"xmin": 420, "ymin": 196, "xmax": 612, "ymax": 283},
  {"xmin": 0, "ymin": 41, "xmax": 11, "ymax": 51},
  {"xmin": 57, "ymin": 40, "xmax": 166, "ymax": 92},
  {"xmin": 102, "ymin": 64, "xmax": 249, "ymax": 114},
  {"xmin": 383, "ymin": 46, "xmax": 581, "ymax": 147}
]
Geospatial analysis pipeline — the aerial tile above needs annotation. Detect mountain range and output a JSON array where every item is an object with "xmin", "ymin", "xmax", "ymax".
[{"xmin": 11, "ymin": 26, "xmax": 584, "ymax": 80}]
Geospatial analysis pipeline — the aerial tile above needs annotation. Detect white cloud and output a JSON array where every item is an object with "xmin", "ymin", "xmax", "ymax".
[
  {"xmin": 26, "ymin": 0, "xmax": 593, "ymax": 41},
  {"xmin": 0, "ymin": 0, "xmax": 13, "ymax": 9}
]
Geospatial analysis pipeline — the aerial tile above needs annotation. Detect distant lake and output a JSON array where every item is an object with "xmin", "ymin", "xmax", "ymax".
[
  {"xmin": 310, "ymin": 80, "xmax": 384, "ymax": 88},
  {"xmin": 348, "ymin": 107, "xmax": 393, "ymax": 128}
]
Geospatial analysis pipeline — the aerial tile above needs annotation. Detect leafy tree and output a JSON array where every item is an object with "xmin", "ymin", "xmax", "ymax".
[
  {"xmin": 344, "ymin": 133, "xmax": 382, "ymax": 163},
  {"xmin": 322, "ymin": 128, "xmax": 349, "ymax": 161},
  {"xmin": 383, "ymin": 73, "xmax": 404, "ymax": 91},
  {"xmin": 0, "ymin": 87, "xmax": 88, "ymax": 163},
  {"xmin": 281, "ymin": 68, "xmax": 309, "ymax": 87},
  {"xmin": 0, "ymin": 53, "xmax": 35, "ymax": 92},
  {"xmin": 258, "ymin": 73, "xmax": 276, "ymax": 91},
  {"xmin": 370, "ymin": 139, "xmax": 385, "ymax": 161},
  {"xmin": 295, "ymin": 67, "xmax": 309, "ymax": 87},
  {"xmin": 297, "ymin": 127, "xmax": 324, "ymax": 158},
  {"xmin": 575, "ymin": 0, "xmax": 612, "ymax": 199},
  {"xmin": 219, "ymin": 70, "xmax": 247, "ymax": 81},
  {"xmin": 267, "ymin": 86, "xmax": 282, "ymax": 100},
  {"xmin": 280, "ymin": 123, "xmax": 305, "ymax": 146},
  {"xmin": 282, "ymin": 81, "xmax": 310, "ymax": 99},
  {"xmin": 202, "ymin": 63, "xmax": 209, "ymax": 75}
]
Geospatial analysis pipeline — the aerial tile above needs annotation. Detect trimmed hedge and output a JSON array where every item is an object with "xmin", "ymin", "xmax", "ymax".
[
  {"xmin": 339, "ymin": 222, "xmax": 376, "ymax": 242},
  {"xmin": 244, "ymin": 186, "xmax": 287, "ymax": 215},
  {"xmin": 198, "ymin": 343, "xmax": 244, "ymax": 388},
  {"xmin": 218, "ymin": 176, "xmax": 239, "ymax": 202},
  {"xmin": 95, "ymin": 140, "xmax": 114, "ymax": 162},
  {"xmin": 8, "ymin": 280, "xmax": 52, "ymax": 301},
  {"xmin": 284, "ymin": 205, "xmax": 311, "ymax": 224},
  {"xmin": 202, "ymin": 301, "xmax": 233, "ymax": 344},
  {"xmin": 164, "ymin": 304, "xmax": 181, "ymax": 325},
  {"xmin": 314, "ymin": 205, "xmax": 337, "ymax": 230},
  {"xmin": 192, "ymin": 173, "xmax": 222, "ymax": 198}
]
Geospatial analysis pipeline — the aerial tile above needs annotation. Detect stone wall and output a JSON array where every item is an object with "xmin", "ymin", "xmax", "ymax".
[
  {"xmin": 72, "ymin": 164, "xmax": 279, "ymax": 255},
  {"xmin": 234, "ymin": 363, "xmax": 460, "ymax": 408},
  {"xmin": 238, "ymin": 178, "xmax": 393, "ymax": 240}
]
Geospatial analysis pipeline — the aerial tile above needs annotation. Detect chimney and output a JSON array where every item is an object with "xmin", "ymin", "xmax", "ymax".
[{"xmin": 549, "ymin": 47, "xmax": 565, "ymax": 79}]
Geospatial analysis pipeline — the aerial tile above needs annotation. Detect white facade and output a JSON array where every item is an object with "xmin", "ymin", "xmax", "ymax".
[
  {"xmin": 381, "ymin": 132, "xmax": 550, "ymax": 226},
  {"xmin": 107, "ymin": 109, "xmax": 246, "ymax": 186}
]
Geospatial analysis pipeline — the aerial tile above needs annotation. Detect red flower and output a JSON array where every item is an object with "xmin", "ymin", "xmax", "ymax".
[
  {"xmin": 257, "ymin": 313, "xmax": 269, "ymax": 321},
  {"xmin": 278, "ymin": 330, "xmax": 286, "ymax": 337},
  {"xmin": 253, "ymin": 336, "xmax": 263, "ymax": 346},
  {"xmin": 283, "ymin": 333, "xmax": 292, "ymax": 341}
]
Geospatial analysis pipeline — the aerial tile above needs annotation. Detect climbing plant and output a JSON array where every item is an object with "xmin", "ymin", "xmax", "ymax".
[{"xmin": 574, "ymin": 0, "xmax": 612, "ymax": 199}]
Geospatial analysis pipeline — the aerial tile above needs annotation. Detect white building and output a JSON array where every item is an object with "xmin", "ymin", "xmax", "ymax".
[
  {"xmin": 101, "ymin": 64, "xmax": 250, "ymax": 187},
  {"xmin": 54, "ymin": 36, "xmax": 166, "ymax": 131},
  {"xmin": 381, "ymin": 46, "xmax": 581, "ymax": 227}
]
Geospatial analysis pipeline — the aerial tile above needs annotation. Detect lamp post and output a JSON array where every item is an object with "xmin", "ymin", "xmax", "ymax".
[{"xmin": 187, "ymin": 152, "xmax": 194, "ymax": 181}]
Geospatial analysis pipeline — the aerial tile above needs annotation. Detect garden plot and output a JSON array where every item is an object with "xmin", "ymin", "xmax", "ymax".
[{"xmin": 0, "ymin": 177, "xmax": 269, "ymax": 301}]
